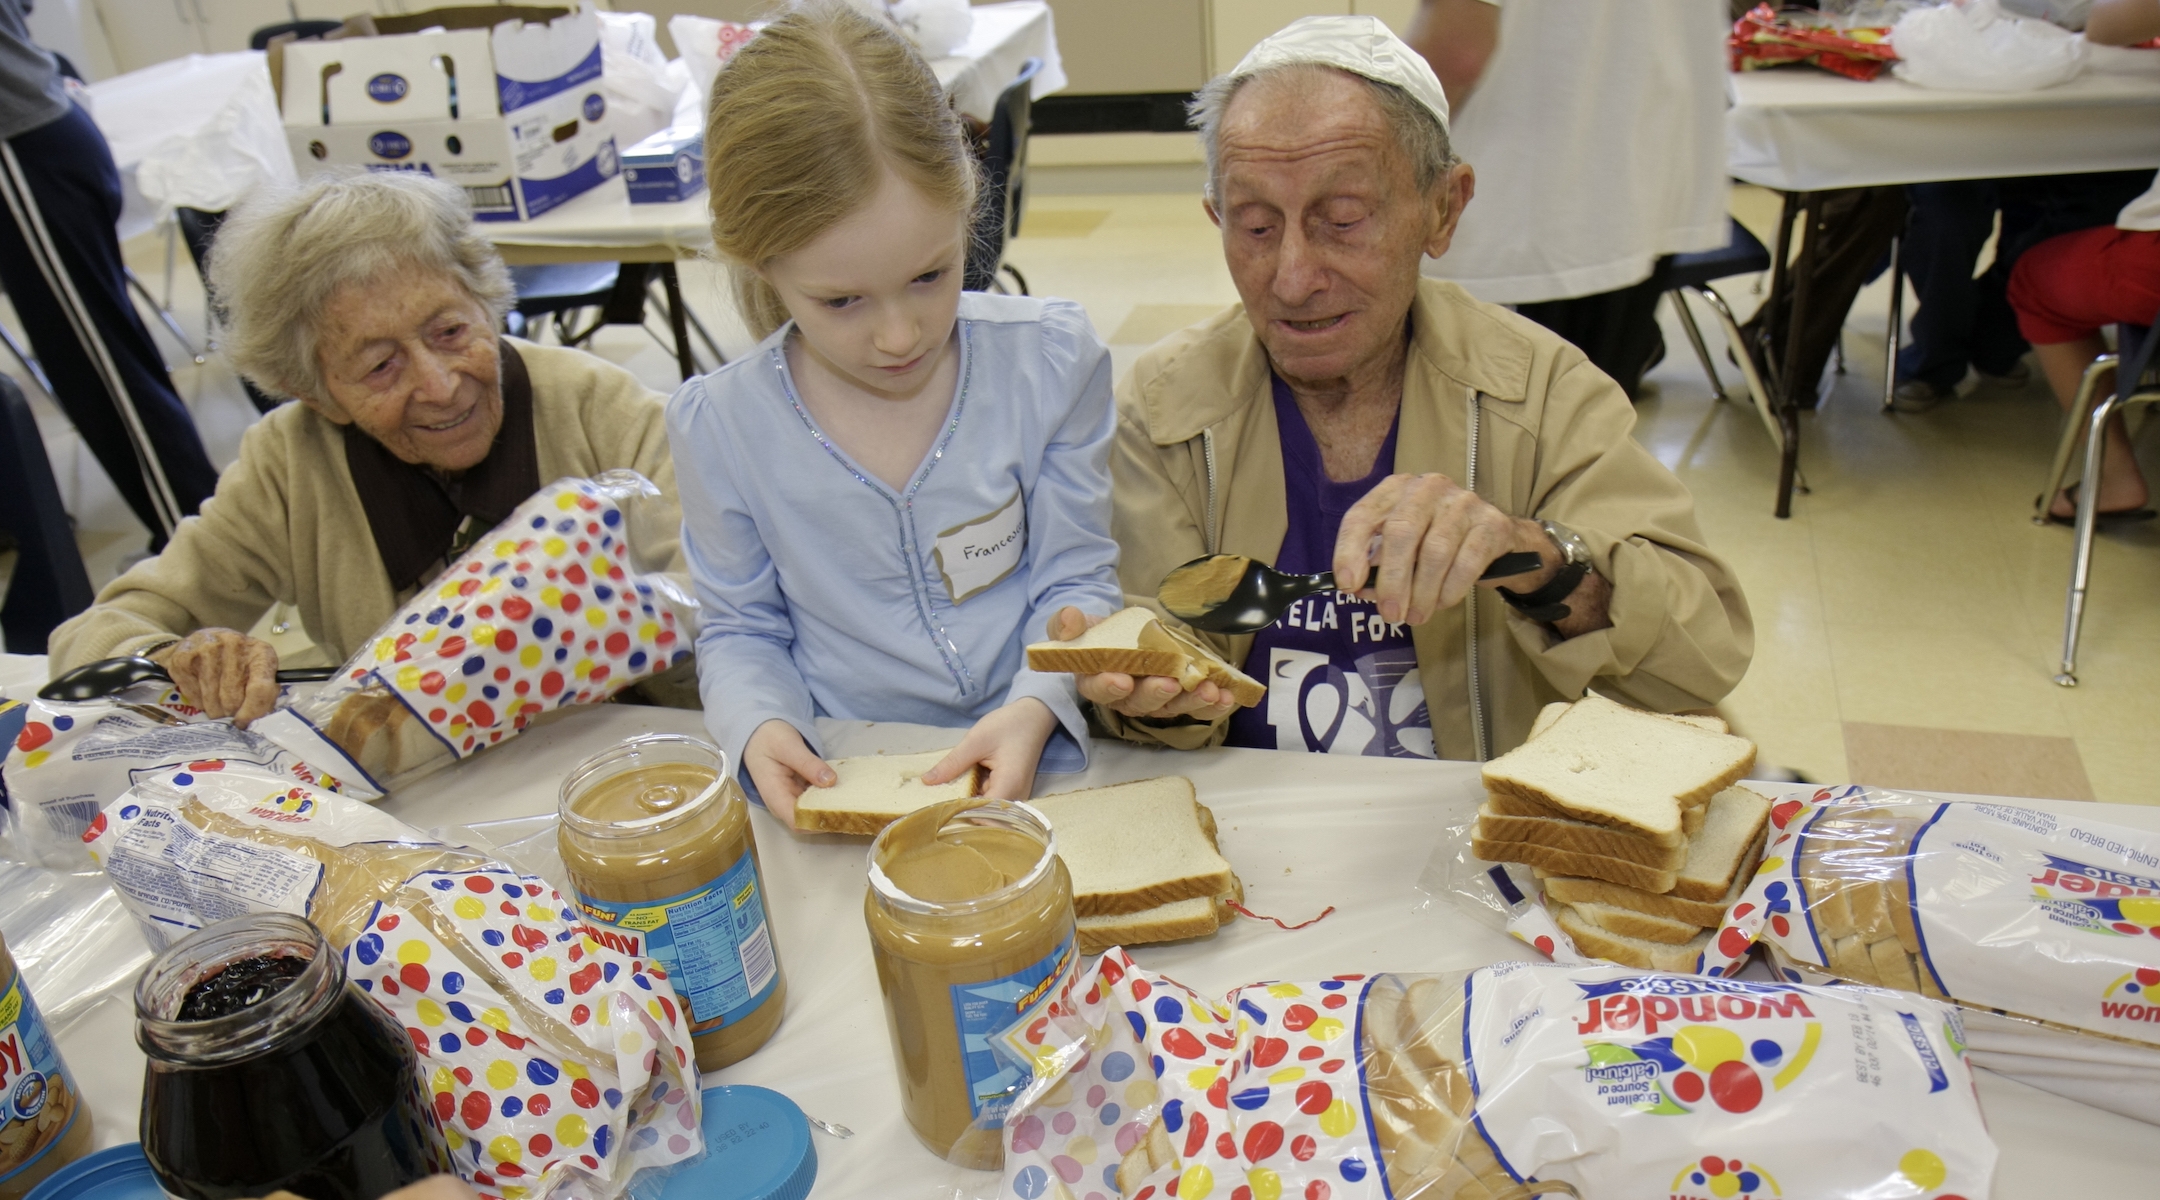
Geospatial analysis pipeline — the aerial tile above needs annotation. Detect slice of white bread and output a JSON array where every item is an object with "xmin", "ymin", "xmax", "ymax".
[
  {"xmin": 1554, "ymin": 904, "xmax": 1713, "ymax": 972},
  {"xmin": 1537, "ymin": 863, "xmax": 1749, "ymax": 928},
  {"xmin": 1025, "ymin": 607, "xmax": 1265, "ymax": 708},
  {"xmin": 1471, "ymin": 835, "xmax": 1680, "ymax": 893},
  {"xmin": 1527, "ymin": 701, "xmax": 1728, "ymax": 742},
  {"xmin": 791, "ymin": 749, "xmax": 985, "ymax": 835},
  {"xmin": 1482, "ymin": 695, "xmax": 1755, "ymax": 841},
  {"xmin": 1077, "ymin": 883, "xmax": 1242, "ymax": 956},
  {"xmin": 1031, "ymin": 776, "xmax": 1235, "ymax": 917},
  {"xmin": 1484, "ymin": 789, "xmax": 1708, "ymax": 848},
  {"xmin": 1565, "ymin": 899, "xmax": 1705, "ymax": 946},
  {"xmin": 1474, "ymin": 802, "xmax": 1691, "ymax": 869}
]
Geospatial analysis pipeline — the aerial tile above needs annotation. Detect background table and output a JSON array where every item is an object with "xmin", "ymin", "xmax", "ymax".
[
  {"xmin": 24, "ymin": 702, "xmax": 2157, "ymax": 1199},
  {"xmin": 1723, "ymin": 65, "xmax": 2160, "ymax": 517}
]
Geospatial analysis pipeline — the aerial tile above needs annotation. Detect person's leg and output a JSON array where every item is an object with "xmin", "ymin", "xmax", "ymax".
[
  {"xmin": 1898, "ymin": 181, "xmax": 2000, "ymax": 394},
  {"xmin": 0, "ymin": 103, "xmax": 218, "ymax": 544},
  {"xmin": 1972, "ymin": 172, "xmax": 2157, "ymax": 382}
]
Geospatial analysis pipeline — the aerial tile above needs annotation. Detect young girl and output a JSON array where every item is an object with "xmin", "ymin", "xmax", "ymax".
[{"xmin": 668, "ymin": 0, "xmax": 1123, "ymax": 824}]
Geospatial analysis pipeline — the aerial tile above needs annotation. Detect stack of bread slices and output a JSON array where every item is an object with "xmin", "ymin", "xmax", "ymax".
[
  {"xmin": 1473, "ymin": 696, "xmax": 1772, "ymax": 971},
  {"xmin": 792, "ymin": 754, "xmax": 1242, "ymax": 954}
]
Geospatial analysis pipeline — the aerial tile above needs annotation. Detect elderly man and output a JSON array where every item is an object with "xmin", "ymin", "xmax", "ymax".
[
  {"xmin": 1052, "ymin": 17, "xmax": 1750, "ymax": 760},
  {"xmin": 47, "ymin": 172, "xmax": 680, "ymax": 725}
]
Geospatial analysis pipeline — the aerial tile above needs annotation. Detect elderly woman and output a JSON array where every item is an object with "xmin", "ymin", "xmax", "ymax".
[
  {"xmin": 1052, "ymin": 17, "xmax": 1751, "ymax": 760},
  {"xmin": 47, "ymin": 172, "xmax": 678, "ymax": 726}
]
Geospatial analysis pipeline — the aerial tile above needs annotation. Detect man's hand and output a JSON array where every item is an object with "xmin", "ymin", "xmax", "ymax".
[
  {"xmin": 743, "ymin": 719, "xmax": 835, "ymax": 828},
  {"xmin": 1047, "ymin": 607, "xmax": 1239, "ymax": 726},
  {"xmin": 1333, "ymin": 473, "xmax": 1595, "ymax": 629},
  {"xmin": 152, "ymin": 628, "xmax": 281, "ymax": 727},
  {"xmin": 921, "ymin": 697, "xmax": 1060, "ymax": 800}
]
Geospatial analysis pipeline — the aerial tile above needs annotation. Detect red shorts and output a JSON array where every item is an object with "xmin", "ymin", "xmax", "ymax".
[{"xmin": 2007, "ymin": 224, "xmax": 2160, "ymax": 344}]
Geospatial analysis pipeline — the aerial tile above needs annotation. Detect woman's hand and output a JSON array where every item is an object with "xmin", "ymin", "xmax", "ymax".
[
  {"xmin": 744, "ymin": 719, "xmax": 835, "ymax": 828},
  {"xmin": 921, "ymin": 697, "xmax": 1060, "ymax": 800},
  {"xmin": 1049, "ymin": 607, "xmax": 1238, "ymax": 725},
  {"xmin": 152, "ymin": 628, "xmax": 281, "ymax": 728}
]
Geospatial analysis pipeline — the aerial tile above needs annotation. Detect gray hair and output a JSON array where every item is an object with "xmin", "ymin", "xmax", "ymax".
[
  {"xmin": 1189, "ymin": 64, "xmax": 1458, "ymax": 205},
  {"xmin": 207, "ymin": 171, "xmax": 516, "ymax": 402}
]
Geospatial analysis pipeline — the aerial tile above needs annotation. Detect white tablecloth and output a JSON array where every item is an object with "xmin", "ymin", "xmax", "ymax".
[
  {"xmin": 29, "ymin": 705, "xmax": 2159, "ymax": 1199},
  {"xmin": 480, "ymin": 1, "xmax": 1063, "ymax": 258},
  {"xmin": 1727, "ymin": 66, "xmax": 2160, "ymax": 191}
]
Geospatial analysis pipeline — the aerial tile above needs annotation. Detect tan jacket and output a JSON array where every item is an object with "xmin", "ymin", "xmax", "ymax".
[
  {"xmin": 1102, "ymin": 279, "xmax": 1753, "ymax": 759},
  {"xmin": 50, "ymin": 340, "xmax": 677, "ymax": 672}
]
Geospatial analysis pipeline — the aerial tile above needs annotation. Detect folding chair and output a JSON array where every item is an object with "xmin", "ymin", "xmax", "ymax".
[
  {"xmin": 964, "ymin": 57, "xmax": 1041, "ymax": 295},
  {"xmin": 1665, "ymin": 216, "xmax": 1784, "ymax": 452}
]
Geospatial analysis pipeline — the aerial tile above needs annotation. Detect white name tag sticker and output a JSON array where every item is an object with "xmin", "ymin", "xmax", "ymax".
[{"xmin": 934, "ymin": 492, "xmax": 1027, "ymax": 604}]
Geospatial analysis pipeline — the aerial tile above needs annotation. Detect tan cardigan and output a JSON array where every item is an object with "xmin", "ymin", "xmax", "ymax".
[
  {"xmin": 49, "ymin": 340, "xmax": 677, "ymax": 673},
  {"xmin": 1099, "ymin": 279, "xmax": 1754, "ymax": 759}
]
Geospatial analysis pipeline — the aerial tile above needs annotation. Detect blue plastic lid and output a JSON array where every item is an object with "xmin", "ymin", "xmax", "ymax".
[
  {"xmin": 22, "ymin": 1144, "xmax": 160, "ymax": 1200},
  {"xmin": 660, "ymin": 1085, "xmax": 818, "ymax": 1200}
]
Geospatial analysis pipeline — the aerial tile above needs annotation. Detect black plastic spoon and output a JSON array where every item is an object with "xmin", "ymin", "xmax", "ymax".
[
  {"xmin": 1158, "ymin": 550, "xmax": 1547, "ymax": 634},
  {"xmin": 37, "ymin": 655, "xmax": 339, "ymax": 702}
]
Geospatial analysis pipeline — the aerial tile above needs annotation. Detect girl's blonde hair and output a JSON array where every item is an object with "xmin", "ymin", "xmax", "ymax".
[{"xmin": 706, "ymin": 0, "xmax": 979, "ymax": 340}]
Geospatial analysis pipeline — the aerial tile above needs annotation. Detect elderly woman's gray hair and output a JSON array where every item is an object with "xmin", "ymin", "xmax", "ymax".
[
  {"xmin": 1188, "ymin": 64, "xmax": 1459, "ymax": 205},
  {"xmin": 208, "ymin": 171, "xmax": 516, "ymax": 402}
]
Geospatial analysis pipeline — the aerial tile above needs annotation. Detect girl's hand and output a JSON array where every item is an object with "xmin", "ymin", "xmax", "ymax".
[
  {"xmin": 744, "ymin": 719, "xmax": 835, "ymax": 828},
  {"xmin": 921, "ymin": 698, "xmax": 1060, "ymax": 801}
]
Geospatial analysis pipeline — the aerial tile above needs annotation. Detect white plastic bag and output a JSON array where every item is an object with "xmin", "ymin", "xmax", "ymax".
[
  {"xmin": 1892, "ymin": 0, "xmax": 2091, "ymax": 91},
  {"xmin": 667, "ymin": 15, "xmax": 760, "ymax": 106},
  {"xmin": 597, "ymin": 11, "xmax": 688, "ymax": 154}
]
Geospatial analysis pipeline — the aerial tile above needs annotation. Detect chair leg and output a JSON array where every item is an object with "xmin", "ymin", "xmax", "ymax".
[
  {"xmin": 0, "ymin": 317, "xmax": 51, "ymax": 397},
  {"xmin": 2057, "ymin": 390, "xmax": 2127, "ymax": 686},
  {"xmin": 1669, "ymin": 289, "xmax": 1729, "ymax": 404},
  {"xmin": 1689, "ymin": 285, "xmax": 1784, "ymax": 453},
  {"xmin": 1000, "ymin": 263, "xmax": 1029, "ymax": 296},
  {"xmin": 125, "ymin": 267, "xmax": 203, "ymax": 364},
  {"xmin": 2034, "ymin": 353, "xmax": 2119, "ymax": 524},
  {"xmin": 1880, "ymin": 233, "xmax": 1904, "ymax": 412}
]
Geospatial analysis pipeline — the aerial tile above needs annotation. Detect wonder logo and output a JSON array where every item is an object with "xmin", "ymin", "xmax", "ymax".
[
  {"xmin": 1670, "ymin": 1154, "xmax": 1778, "ymax": 1199},
  {"xmin": 248, "ymin": 786, "xmax": 315, "ymax": 821},
  {"xmin": 2100, "ymin": 967, "xmax": 2160, "ymax": 1025},
  {"xmin": 2028, "ymin": 854, "xmax": 2160, "ymax": 940}
]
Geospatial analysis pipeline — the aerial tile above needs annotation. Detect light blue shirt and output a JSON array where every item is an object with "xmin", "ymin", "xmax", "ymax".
[{"xmin": 666, "ymin": 293, "xmax": 1124, "ymax": 788}]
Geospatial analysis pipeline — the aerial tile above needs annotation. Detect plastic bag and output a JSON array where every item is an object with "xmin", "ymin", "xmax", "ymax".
[
  {"xmin": 667, "ymin": 15, "xmax": 760, "ymax": 104},
  {"xmin": 1730, "ymin": 3, "xmax": 1901, "ymax": 80},
  {"xmin": 84, "ymin": 767, "xmax": 704, "ymax": 1200},
  {"xmin": 1892, "ymin": 0, "xmax": 2090, "ymax": 90},
  {"xmin": 1003, "ymin": 954, "xmax": 1994, "ymax": 1199},
  {"xmin": 0, "ymin": 832, "xmax": 151, "ymax": 1029},
  {"xmin": 1706, "ymin": 786, "xmax": 2160, "ymax": 1121},
  {"xmin": 597, "ymin": 11, "xmax": 688, "ymax": 154},
  {"xmin": 286, "ymin": 472, "xmax": 695, "ymax": 793}
]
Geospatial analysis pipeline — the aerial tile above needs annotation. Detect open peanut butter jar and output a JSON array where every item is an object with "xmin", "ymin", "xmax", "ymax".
[{"xmin": 865, "ymin": 797, "xmax": 1077, "ymax": 1170}]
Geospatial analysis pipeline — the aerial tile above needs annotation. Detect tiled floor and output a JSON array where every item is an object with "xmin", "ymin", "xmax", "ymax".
[{"xmin": 13, "ymin": 180, "xmax": 2157, "ymax": 802}]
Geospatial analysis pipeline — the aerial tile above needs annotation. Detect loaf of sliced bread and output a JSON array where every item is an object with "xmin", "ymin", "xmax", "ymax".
[
  {"xmin": 1483, "ymin": 695, "xmax": 1755, "ymax": 841},
  {"xmin": 1565, "ymin": 899, "xmax": 1705, "ymax": 946},
  {"xmin": 1483, "ymin": 789, "xmax": 1708, "ymax": 847},
  {"xmin": 1025, "ymin": 607, "xmax": 1265, "ymax": 708},
  {"xmin": 1474, "ymin": 802, "xmax": 1691, "ymax": 870},
  {"xmin": 1554, "ymin": 904, "xmax": 1713, "ymax": 972},
  {"xmin": 1030, "ymin": 777, "xmax": 1235, "ymax": 917},
  {"xmin": 792, "ymin": 749, "xmax": 984, "ymax": 835},
  {"xmin": 1537, "ymin": 865, "xmax": 1748, "ymax": 928}
]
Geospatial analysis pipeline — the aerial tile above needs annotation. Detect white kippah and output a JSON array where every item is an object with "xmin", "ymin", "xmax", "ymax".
[{"xmin": 1228, "ymin": 15, "xmax": 1451, "ymax": 135}]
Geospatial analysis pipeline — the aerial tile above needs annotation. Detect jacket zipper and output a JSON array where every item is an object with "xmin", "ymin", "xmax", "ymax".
[
  {"xmin": 1465, "ymin": 388, "xmax": 1489, "ymax": 762},
  {"xmin": 1202, "ymin": 427, "xmax": 1219, "ymax": 555}
]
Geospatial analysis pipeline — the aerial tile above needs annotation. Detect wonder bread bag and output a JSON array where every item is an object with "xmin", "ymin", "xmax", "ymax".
[
  {"xmin": 998, "ymin": 952, "xmax": 1992, "ymax": 1200},
  {"xmin": 83, "ymin": 766, "xmax": 704, "ymax": 1200},
  {"xmin": 1706, "ymin": 785, "xmax": 2160, "ymax": 1123},
  {"xmin": 0, "ymin": 686, "xmax": 375, "ymax": 869},
  {"xmin": 285, "ymin": 470, "xmax": 695, "ymax": 792}
]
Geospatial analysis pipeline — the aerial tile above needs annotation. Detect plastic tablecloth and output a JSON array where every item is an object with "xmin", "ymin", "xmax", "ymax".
[
  {"xmin": 23, "ymin": 702, "xmax": 2159, "ymax": 1199},
  {"xmin": 1727, "ymin": 66, "xmax": 2160, "ymax": 191}
]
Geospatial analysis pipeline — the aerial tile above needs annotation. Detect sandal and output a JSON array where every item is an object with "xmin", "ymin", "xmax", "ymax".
[{"xmin": 2039, "ymin": 483, "xmax": 2157, "ymax": 528}]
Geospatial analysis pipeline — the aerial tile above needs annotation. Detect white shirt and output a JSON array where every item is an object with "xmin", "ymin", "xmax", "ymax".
[
  {"xmin": 2117, "ymin": 168, "xmax": 2160, "ymax": 231},
  {"xmin": 1424, "ymin": 0, "xmax": 1732, "ymax": 304}
]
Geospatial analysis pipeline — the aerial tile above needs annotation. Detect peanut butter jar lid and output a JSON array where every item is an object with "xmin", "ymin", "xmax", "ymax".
[
  {"xmin": 659, "ymin": 1086, "xmax": 816, "ymax": 1200},
  {"xmin": 23, "ymin": 1144, "xmax": 157, "ymax": 1200}
]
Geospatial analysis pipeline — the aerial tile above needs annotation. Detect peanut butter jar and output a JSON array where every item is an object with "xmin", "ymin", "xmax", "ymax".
[
  {"xmin": 866, "ymin": 798, "xmax": 1076, "ymax": 1170},
  {"xmin": 0, "ymin": 934, "xmax": 94, "ymax": 1200},
  {"xmin": 558, "ymin": 734, "xmax": 786, "ymax": 1072}
]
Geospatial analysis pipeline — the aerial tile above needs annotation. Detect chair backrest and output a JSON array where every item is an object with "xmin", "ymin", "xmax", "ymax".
[
  {"xmin": 0, "ymin": 375, "xmax": 94, "ymax": 652},
  {"xmin": 964, "ymin": 57, "xmax": 1042, "ymax": 291},
  {"xmin": 250, "ymin": 20, "xmax": 341, "ymax": 51}
]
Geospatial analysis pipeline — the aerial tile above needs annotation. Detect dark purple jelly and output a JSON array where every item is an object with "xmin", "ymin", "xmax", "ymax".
[{"xmin": 176, "ymin": 955, "xmax": 309, "ymax": 1020}]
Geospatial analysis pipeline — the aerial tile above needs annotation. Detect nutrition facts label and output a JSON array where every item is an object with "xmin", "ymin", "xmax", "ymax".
[{"xmin": 577, "ymin": 852, "xmax": 777, "ymax": 1031}]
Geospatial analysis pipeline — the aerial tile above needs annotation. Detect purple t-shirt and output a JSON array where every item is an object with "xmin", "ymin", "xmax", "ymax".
[{"xmin": 1224, "ymin": 379, "xmax": 1436, "ymax": 758}]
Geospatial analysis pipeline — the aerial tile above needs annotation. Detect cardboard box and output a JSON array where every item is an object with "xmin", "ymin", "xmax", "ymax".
[
  {"xmin": 275, "ymin": 5, "xmax": 619, "ymax": 221},
  {"xmin": 622, "ymin": 126, "xmax": 703, "ymax": 204}
]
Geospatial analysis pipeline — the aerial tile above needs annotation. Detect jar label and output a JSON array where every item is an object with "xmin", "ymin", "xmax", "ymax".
[
  {"xmin": 574, "ymin": 852, "xmax": 777, "ymax": 1033},
  {"xmin": 0, "ymin": 975, "xmax": 82, "ymax": 1186},
  {"xmin": 949, "ymin": 934, "xmax": 1077, "ymax": 1127}
]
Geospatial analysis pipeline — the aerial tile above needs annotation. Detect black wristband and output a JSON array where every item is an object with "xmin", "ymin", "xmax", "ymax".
[{"xmin": 1497, "ymin": 560, "xmax": 1590, "ymax": 624}]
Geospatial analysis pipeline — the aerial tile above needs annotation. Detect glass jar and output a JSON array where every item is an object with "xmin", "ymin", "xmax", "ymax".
[
  {"xmin": 0, "ymin": 934, "xmax": 94, "ymax": 1200},
  {"xmin": 865, "ymin": 798, "xmax": 1076, "ymax": 1171},
  {"xmin": 558, "ymin": 733, "xmax": 786, "ymax": 1071},
  {"xmin": 136, "ymin": 913, "xmax": 446, "ymax": 1200}
]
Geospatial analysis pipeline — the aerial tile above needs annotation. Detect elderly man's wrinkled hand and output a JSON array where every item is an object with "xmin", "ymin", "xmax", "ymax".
[
  {"xmin": 1047, "ymin": 607, "xmax": 1240, "ymax": 725},
  {"xmin": 153, "ymin": 628, "xmax": 282, "ymax": 728},
  {"xmin": 1333, "ymin": 473, "xmax": 1552, "ymax": 627}
]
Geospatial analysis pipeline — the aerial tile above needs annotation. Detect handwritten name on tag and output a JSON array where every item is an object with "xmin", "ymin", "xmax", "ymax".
[{"xmin": 934, "ymin": 492, "xmax": 1027, "ymax": 604}]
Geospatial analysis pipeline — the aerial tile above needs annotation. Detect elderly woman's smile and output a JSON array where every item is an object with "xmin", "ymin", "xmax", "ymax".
[{"xmin": 316, "ymin": 272, "xmax": 504, "ymax": 471}]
